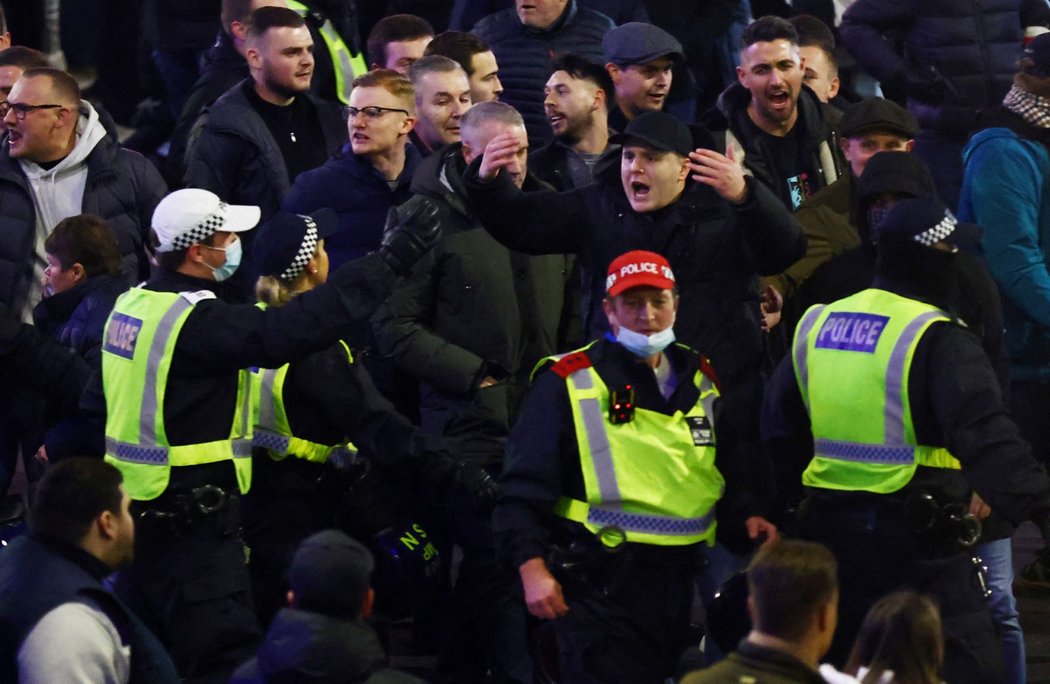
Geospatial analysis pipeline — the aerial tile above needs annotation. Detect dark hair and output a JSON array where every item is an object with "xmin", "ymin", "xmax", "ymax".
[
  {"xmin": 152, "ymin": 230, "xmax": 221, "ymax": 272},
  {"xmin": 550, "ymin": 54, "xmax": 615, "ymax": 112},
  {"xmin": 367, "ymin": 14, "xmax": 435, "ymax": 68},
  {"xmin": 247, "ymin": 6, "xmax": 306, "ymax": 42},
  {"xmin": 846, "ymin": 592, "xmax": 944, "ymax": 684},
  {"xmin": 748, "ymin": 540, "xmax": 838, "ymax": 640},
  {"xmin": 0, "ymin": 46, "xmax": 49, "ymax": 72},
  {"xmin": 425, "ymin": 31, "xmax": 491, "ymax": 76},
  {"xmin": 790, "ymin": 15, "xmax": 837, "ymax": 71},
  {"xmin": 740, "ymin": 15, "xmax": 799, "ymax": 51},
  {"xmin": 220, "ymin": 0, "xmax": 253, "ymax": 33},
  {"xmin": 45, "ymin": 214, "xmax": 121, "ymax": 277},
  {"xmin": 30, "ymin": 459, "xmax": 124, "ymax": 547},
  {"xmin": 21, "ymin": 67, "xmax": 80, "ymax": 105}
]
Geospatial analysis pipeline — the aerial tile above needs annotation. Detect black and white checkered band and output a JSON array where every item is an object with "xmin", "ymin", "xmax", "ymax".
[
  {"xmin": 280, "ymin": 217, "xmax": 318, "ymax": 281},
  {"xmin": 170, "ymin": 203, "xmax": 229, "ymax": 250},
  {"xmin": 913, "ymin": 210, "xmax": 956, "ymax": 247}
]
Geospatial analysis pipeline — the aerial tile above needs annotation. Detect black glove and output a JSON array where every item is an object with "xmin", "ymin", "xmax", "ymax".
[
  {"xmin": 378, "ymin": 198, "xmax": 441, "ymax": 275},
  {"xmin": 454, "ymin": 461, "xmax": 501, "ymax": 511}
]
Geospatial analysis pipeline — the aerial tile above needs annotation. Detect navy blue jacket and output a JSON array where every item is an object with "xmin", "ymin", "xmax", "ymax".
[
  {"xmin": 32, "ymin": 274, "xmax": 129, "ymax": 371},
  {"xmin": 840, "ymin": 0, "xmax": 1050, "ymax": 134},
  {"xmin": 472, "ymin": 0, "xmax": 613, "ymax": 147},
  {"xmin": 283, "ymin": 144, "xmax": 422, "ymax": 269},
  {"xmin": 0, "ymin": 534, "xmax": 179, "ymax": 684}
]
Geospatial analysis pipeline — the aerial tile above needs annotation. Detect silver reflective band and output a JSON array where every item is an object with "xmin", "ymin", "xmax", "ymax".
[
  {"xmin": 883, "ymin": 311, "xmax": 944, "ymax": 444},
  {"xmin": 570, "ymin": 368, "xmax": 623, "ymax": 503},
  {"xmin": 140, "ymin": 297, "xmax": 194, "ymax": 449},
  {"xmin": 793, "ymin": 304, "xmax": 825, "ymax": 398}
]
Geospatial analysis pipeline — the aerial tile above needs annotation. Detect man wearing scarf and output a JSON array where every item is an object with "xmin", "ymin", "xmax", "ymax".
[{"xmin": 959, "ymin": 32, "xmax": 1050, "ymax": 598}]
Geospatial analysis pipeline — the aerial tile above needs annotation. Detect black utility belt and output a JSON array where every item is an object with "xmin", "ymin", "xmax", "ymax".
[{"xmin": 134, "ymin": 484, "xmax": 234, "ymax": 532}]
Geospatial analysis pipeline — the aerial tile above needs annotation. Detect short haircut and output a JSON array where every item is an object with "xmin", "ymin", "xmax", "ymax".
[
  {"xmin": 740, "ymin": 15, "xmax": 799, "ymax": 51},
  {"xmin": 30, "ymin": 459, "xmax": 124, "ymax": 548},
  {"xmin": 425, "ymin": 31, "xmax": 491, "ymax": 76},
  {"xmin": 152, "ymin": 230, "xmax": 221, "ymax": 272},
  {"xmin": 748, "ymin": 540, "xmax": 838, "ymax": 641},
  {"xmin": 45, "ymin": 214, "xmax": 122, "ymax": 277},
  {"xmin": 352, "ymin": 68, "xmax": 415, "ymax": 109},
  {"xmin": 550, "ymin": 54, "xmax": 615, "ymax": 112},
  {"xmin": 462, "ymin": 100, "xmax": 523, "ymax": 137},
  {"xmin": 247, "ymin": 6, "xmax": 305, "ymax": 43},
  {"xmin": 220, "ymin": 0, "xmax": 253, "ymax": 34},
  {"xmin": 408, "ymin": 55, "xmax": 465, "ymax": 99},
  {"xmin": 21, "ymin": 67, "xmax": 80, "ymax": 105},
  {"xmin": 367, "ymin": 14, "xmax": 435, "ymax": 68},
  {"xmin": 846, "ymin": 591, "xmax": 944, "ymax": 684},
  {"xmin": 790, "ymin": 15, "xmax": 838, "ymax": 73},
  {"xmin": 0, "ymin": 46, "xmax": 50, "ymax": 72}
]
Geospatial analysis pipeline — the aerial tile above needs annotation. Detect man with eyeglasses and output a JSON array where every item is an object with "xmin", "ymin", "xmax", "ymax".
[
  {"xmin": 283, "ymin": 69, "xmax": 420, "ymax": 270},
  {"xmin": 0, "ymin": 67, "xmax": 167, "ymax": 324}
]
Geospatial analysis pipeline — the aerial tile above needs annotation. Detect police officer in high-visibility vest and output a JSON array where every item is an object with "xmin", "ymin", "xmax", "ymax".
[
  {"xmin": 243, "ymin": 208, "xmax": 449, "ymax": 627},
  {"xmin": 94, "ymin": 188, "xmax": 440, "ymax": 684},
  {"xmin": 494, "ymin": 250, "xmax": 778, "ymax": 684},
  {"xmin": 763, "ymin": 197, "xmax": 1050, "ymax": 683}
]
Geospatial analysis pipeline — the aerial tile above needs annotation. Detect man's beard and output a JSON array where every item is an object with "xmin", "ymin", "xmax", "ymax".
[{"xmin": 264, "ymin": 73, "xmax": 309, "ymax": 100}]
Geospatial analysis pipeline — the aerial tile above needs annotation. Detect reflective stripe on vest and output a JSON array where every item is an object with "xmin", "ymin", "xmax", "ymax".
[
  {"xmin": 250, "ymin": 341, "xmax": 357, "ymax": 463},
  {"xmin": 792, "ymin": 289, "xmax": 961, "ymax": 494},
  {"xmin": 547, "ymin": 347, "xmax": 724, "ymax": 546},
  {"xmin": 287, "ymin": 0, "xmax": 366, "ymax": 104},
  {"xmin": 102, "ymin": 289, "xmax": 252, "ymax": 501}
]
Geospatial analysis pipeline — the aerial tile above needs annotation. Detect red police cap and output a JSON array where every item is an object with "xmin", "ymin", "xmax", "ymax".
[{"xmin": 605, "ymin": 250, "xmax": 676, "ymax": 297}]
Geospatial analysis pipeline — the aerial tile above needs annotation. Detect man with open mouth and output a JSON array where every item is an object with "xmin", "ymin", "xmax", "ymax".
[
  {"xmin": 703, "ymin": 15, "xmax": 844, "ymax": 213},
  {"xmin": 603, "ymin": 21, "xmax": 684, "ymax": 135}
]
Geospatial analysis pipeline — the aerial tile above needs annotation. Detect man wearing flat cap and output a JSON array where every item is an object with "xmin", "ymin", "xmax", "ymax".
[
  {"xmin": 602, "ymin": 21, "xmax": 684, "ymax": 133},
  {"xmin": 767, "ymin": 97, "xmax": 918, "ymax": 303},
  {"xmin": 78, "ymin": 188, "xmax": 440, "ymax": 683},
  {"xmin": 764, "ymin": 197, "xmax": 1050, "ymax": 682},
  {"xmin": 495, "ymin": 250, "xmax": 777, "ymax": 683}
]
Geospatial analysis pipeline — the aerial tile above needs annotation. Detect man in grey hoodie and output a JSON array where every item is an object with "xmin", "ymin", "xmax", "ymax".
[{"xmin": 0, "ymin": 67, "xmax": 167, "ymax": 322}]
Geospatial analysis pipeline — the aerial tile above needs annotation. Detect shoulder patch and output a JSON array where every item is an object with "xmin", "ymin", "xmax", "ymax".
[
  {"xmin": 699, "ymin": 355, "xmax": 721, "ymax": 392},
  {"xmin": 550, "ymin": 351, "xmax": 592, "ymax": 379},
  {"xmin": 179, "ymin": 290, "xmax": 217, "ymax": 305}
]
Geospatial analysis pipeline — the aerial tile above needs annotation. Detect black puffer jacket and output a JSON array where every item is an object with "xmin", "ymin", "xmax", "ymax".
[
  {"xmin": 472, "ymin": 0, "xmax": 613, "ymax": 147},
  {"xmin": 184, "ymin": 79, "xmax": 347, "ymax": 218},
  {"xmin": 840, "ymin": 0, "xmax": 1050, "ymax": 134},
  {"xmin": 0, "ymin": 126, "xmax": 166, "ymax": 316}
]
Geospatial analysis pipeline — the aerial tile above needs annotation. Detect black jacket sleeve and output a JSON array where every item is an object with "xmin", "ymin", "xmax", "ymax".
[
  {"xmin": 180, "ymin": 253, "xmax": 397, "ymax": 371},
  {"xmin": 734, "ymin": 177, "xmax": 807, "ymax": 276},
  {"xmin": 461, "ymin": 159, "xmax": 590, "ymax": 255}
]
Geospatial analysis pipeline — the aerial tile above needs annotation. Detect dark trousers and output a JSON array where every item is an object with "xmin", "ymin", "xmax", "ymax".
[
  {"xmin": 799, "ymin": 496, "xmax": 1003, "ymax": 683},
  {"xmin": 551, "ymin": 548, "xmax": 698, "ymax": 684},
  {"xmin": 114, "ymin": 495, "xmax": 262, "ymax": 684}
]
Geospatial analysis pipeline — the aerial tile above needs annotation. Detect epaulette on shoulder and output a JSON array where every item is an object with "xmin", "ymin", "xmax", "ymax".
[
  {"xmin": 699, "ymin": 355, "xmax": 722, "ymax": 393},
  {"xmin": 550, "ymin": 351, "xmax": 592, "ymax": 379}
]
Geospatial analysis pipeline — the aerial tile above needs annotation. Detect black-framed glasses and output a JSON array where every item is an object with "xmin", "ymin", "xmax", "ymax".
[
  {"xmin": 0, "ymin": 101, "xmax": 63, "ymax": 120},
  {"xmin": 343, "ymin": 105, "xmax": 410, "ymax": 120}
]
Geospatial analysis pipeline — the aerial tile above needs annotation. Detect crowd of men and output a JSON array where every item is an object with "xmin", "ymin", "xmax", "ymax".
[{"xmin": 2, "ymin": 0, "xmax": 1050, "ymax": 682}]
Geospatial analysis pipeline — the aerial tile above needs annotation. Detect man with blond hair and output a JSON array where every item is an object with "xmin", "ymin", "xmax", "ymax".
[{"xmin": 284, "ymin": 69, "xmax": 421, "ymax": 268}]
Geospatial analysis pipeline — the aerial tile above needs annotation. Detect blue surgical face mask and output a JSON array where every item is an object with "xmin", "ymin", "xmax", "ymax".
[
  {"xmin": 615, "ymin": 324, "xmax": 676, "ymax": 358},
  {"xmin": 203, "ymin": 237, "xmax": 242, "ymax": 282}
]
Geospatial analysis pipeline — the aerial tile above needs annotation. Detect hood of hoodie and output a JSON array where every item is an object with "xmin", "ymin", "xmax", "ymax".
[
  {"xmin": 851, "ymin": 151, "xmax": 937, "ymax": 248},
  {"xmin": 20, "ymin": 101, "xmax": 107, "ymax": 223},
  {"xmin": 255, "ymin": 609, "xmax": 388, "ymax": 683}
]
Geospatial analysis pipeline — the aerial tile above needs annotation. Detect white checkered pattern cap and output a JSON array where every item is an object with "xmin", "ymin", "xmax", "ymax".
[
  {"xmin": 280, "ymin": 217, "xmax": 319, "ymax": 281},
  {"xmin": 913, "ymin": 210, "xmax": 957, "ymax": 247},
  {"xmin": 152, "ymin": 188, "xmax": 260, "ymax": 253}
]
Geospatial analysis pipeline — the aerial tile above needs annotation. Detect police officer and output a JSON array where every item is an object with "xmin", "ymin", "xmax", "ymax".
[
  {"xmin": 493, "ymin": 250, "xmax": 777, "ymax": 684},
  {"xmin": 92, "ymin": 188, "xmax": 439, "ymax": 684},
  {"xmin": 244, "ymin": 208, "xmax": 448, "ymax": 626},
  {"xmin": 763, "ymin": 197, "xmax": 1050, "ymax": 683}
]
